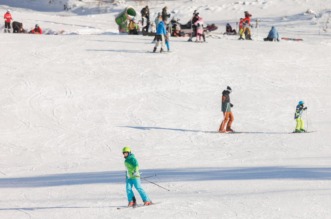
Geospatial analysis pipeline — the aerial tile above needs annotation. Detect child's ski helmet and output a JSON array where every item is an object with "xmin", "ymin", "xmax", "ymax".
[
  {"xmin": 298, "ymin": 100, "xmax": 304, "ymax": 105},
  {"xmin": 122, "ymin": 146, "xmax": 131, "ymax": 153}
]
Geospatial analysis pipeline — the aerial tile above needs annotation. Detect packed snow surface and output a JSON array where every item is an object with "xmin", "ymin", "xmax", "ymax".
[{"xmin": 0, "ymin": 0, "xmax": 331, "ymax": 218}]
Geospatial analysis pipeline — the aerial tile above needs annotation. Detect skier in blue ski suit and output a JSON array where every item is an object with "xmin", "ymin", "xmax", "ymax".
[
  {"xmin": 264, "ymin": 26, "xmax": 279, "ymax": 41},
  {"xmin": 122, "ymin": 147, "xmax": 152, "ymax": 207}
]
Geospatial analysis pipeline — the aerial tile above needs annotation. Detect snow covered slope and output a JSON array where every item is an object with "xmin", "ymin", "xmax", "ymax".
[{"xmin": 0, "ymin": 0, "xmax": 331, "ymax": 218}]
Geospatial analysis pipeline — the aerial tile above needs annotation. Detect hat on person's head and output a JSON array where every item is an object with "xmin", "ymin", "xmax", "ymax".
[
  {"xmin": 226, "ymin": 86, "xmax": 232, "ymax": 93},
  {"xmin": 35, "ymin": 24, "xmax": 39, "ymax": 28}
]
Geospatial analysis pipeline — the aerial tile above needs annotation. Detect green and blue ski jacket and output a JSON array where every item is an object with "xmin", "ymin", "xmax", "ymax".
[{"xmin": 124, "ymin": 154, "xmax": 140, "ymax": 179}]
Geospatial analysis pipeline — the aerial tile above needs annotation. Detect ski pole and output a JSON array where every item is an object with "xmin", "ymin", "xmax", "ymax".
[
  {"xmin": 141, "ymin": 174, "xmax": 157, "ymax": 179},
  {"xmin": 141, "ymin": 177, "xmax": 170, "ymax": 192}
]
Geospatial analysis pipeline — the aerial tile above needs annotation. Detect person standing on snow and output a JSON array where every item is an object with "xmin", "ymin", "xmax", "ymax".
[
  {"xmin": 122, "ymin": 147, "xmax": 152, "ymax": 207},
  {"xmin": 141, "ymin": 6, "xmax": 150, "ymax": 33},
  {"xmin": 153, "ymin": 16, "xmax": 166, "ymax": 53},
  {"xmin": 162, "ymin": 6, "xmax": 170, "ymax": 21},
  {"xmin": 194, "ymin": 16, "xmax": 205, "ymax": 42},
  {"xmin": 188, "ymin": 12, "xmax": 200, "ymax": 42},
  {"xmin": 239, "ymin": 11, "xmax": 252, "ymax": 40},
  {"xmin": 219, "ymin": 86, "xmax": 234, "ymax": 133},
  {"xmin": 4, "ymin": 9, "xmax": 13, "ymax": 33},
  {"xmin": 294, "ymin": 101, "xmax": 307, "ymax": 133}
]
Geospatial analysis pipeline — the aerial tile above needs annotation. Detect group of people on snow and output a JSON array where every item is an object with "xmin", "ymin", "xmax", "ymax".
[
  {"xmin": 133, "ymin": 7, "xmax": 280, "ymax": 44},
  {"xmin": 217, "ymin": 86, "xmax": 307, "ymax": 134},
  {"xmin": 122, "ymin": 84, "xmax": 307, "ymax": 207},
  {"xmin": 187, "ymin": 11, "xmax": 206, "ymax": 42},
  {"xmin": 3, "ymin": 9, "xmax": 42, "ymax": 34}
]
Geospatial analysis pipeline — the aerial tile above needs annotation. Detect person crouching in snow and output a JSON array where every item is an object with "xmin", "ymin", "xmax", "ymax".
[
  {"xmin": 29, "ymin": 24, "xmax": 42, "ymax": 34},
  {"xmin": 264, "ymin": 26, "xmax": 279, "ymax": 42},
  {"xmin": 219, "ymin": 86, "xmax": 234, "ymax": 133},
  {"xmin": 294, "ymin": 101, "xmax": 307, "ymax": 133},
  {"xmin": 122, "ymin": 147, "xmax": 152, "ymax": 207},
  {"xmin": 153, "ymin": 16, "xmax": 166, "ymax": 53}
]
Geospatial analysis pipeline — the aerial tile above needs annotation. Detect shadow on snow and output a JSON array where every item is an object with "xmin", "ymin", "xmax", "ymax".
[
  {"xmin": 0, "ymin": 166, "xmax": 330, "ymax": 188},
  {"xmin": 121, "ymin": 125, "xmax": 291, "ymax": 134}
]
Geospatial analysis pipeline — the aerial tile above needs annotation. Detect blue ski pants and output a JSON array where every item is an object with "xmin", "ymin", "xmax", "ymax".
[{"xmin": 126, "ymin": 178, "xmax": 150, "ymax": 202}]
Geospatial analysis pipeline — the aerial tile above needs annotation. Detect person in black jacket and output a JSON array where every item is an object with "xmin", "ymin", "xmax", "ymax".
[
  {"xmin": 162, "ymin": 6, "xmax": 170, "ymax": 21},
  {"xmin": 12, "ymin": 21, "xmax": 26, "ymax": 33},
  {"xmin": 141, "ymin": 6, "xmax": 150, "ymax": 33},
  {"xmin": 219, "ymin": 86, "xmax": 234, "ymax": 133}
]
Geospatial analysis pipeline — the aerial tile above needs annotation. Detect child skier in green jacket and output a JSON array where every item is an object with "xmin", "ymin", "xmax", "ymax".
[
  {"xmin": 122, "ymin": 147, "xmax": 152, "ymax": 207},
  {"xmin": 294, "ymin": 100, "xmax": 307, "ymax": 133}
]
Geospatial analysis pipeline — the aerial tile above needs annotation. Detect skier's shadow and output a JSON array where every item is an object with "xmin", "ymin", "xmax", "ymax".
[
  {"xmin": 121, "ymin": 126, "xmax": 290, "ymax": 135},
  {"xmin": 120, "ymin": 126, "xmax": 217, "ymax": 134},
  {"xmin": 87, "ymin": 49, "xmax": 147, "ymax": 54}
]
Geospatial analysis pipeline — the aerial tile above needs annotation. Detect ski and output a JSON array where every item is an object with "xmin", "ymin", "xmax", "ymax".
[
  {"xmin": 281, "ymin": 37, "xmax": 303, "ymax": 41},
  {"xmin": 117, "ymin": 202, "xmax": 157, "ymax": 210},
  {"xmin": 290, "ymin": 131, "xmax": 315, "ymax": 134}
]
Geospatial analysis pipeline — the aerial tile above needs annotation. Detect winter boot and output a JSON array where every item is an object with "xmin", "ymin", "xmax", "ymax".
[
  {"xmin": 144, "ymin": 201, "xmax": 152, "ymax": 206},
  {"xmin": 153, "ymin": 47, "xmax": 156, "ymax": 53},
  {"xmin": 226, "ymin": 127, "xmax": 234, "ymax": 132},
  {"xmin": 294, "ymin": 129, "xmax": 301, "ymax": 133},
  {"xmin": 160, "ymin": 48, "xmax": 163, "ymax": 53},
  {"xmin": 300, "ymin": 129, "xmax": 306, "ymax": 132},
  {"xmin": 128, "ymin": 196, "xmax": 137, "ymax": 207}
]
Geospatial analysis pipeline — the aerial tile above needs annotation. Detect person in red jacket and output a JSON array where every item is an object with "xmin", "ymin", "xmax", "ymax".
[
  {"xmin": 239, "ymin": 11, "xmax": 252, "ymax": 40},
  {"xmin": 29, "ymin": 24, "xmax": 43, "ymax": 34},
  {"xmin": 242, "ymin": 11, "xmax": 252, "ymax": 25},
  {"xmin": 4, "ymin": 10, "xmax": 13, "ymax": 33}
]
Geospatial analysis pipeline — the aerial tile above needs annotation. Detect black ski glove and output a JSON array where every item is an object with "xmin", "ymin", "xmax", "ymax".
[
  {"xmin": 230, "ymin": 103, "xmax": 234, "ymax": 107},
  {"xmin": 303, "ymin": 107, "xmax": 307, "ymax": 110}
]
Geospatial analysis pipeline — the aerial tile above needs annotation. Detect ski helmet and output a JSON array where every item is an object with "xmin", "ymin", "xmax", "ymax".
[
  {"xmin": 7, "ymin": 9, "xmax": 10, "ymax": 13},
  {"xmin": 227, "ymin": 86, "xmax": 232, "ymax": 93},
  {"xmin": 122, "ymin": 146, "xmax": 131, "ymax": 153},
  {"xmin": 298, "ymin": 100, "xmax": 304, "ymax": 105}
]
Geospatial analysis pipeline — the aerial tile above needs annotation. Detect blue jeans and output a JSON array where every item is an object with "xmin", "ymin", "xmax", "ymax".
[{"xmin": 126, "ymin": 178, "xmax": 150, "ymax": 202}]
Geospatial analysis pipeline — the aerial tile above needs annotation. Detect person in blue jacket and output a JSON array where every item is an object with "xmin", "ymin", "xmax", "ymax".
[
  {"xmin": 264, "ymin": 26, "xmax": 279, "ymax": 41},
  {"xmin": 153, "ymin": 16, "xmax": 166, "ymax": 53}
]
